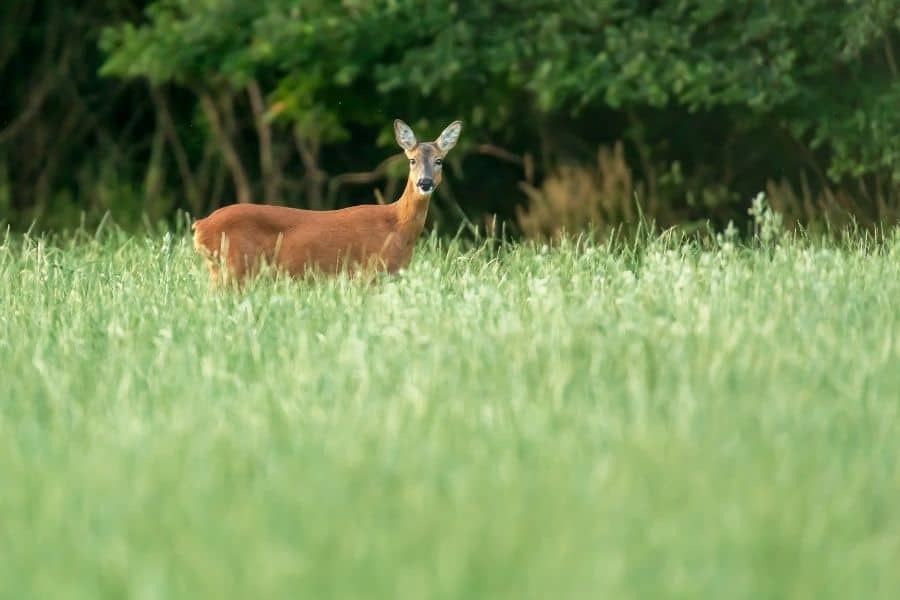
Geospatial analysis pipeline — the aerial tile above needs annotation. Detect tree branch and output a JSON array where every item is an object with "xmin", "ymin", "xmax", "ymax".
[
  {"xmin": 0, "ymin": 32, "xmax": 72, "ymax": 146},
  {"xmin": 885, "ymin": 38, "xmax": 899, "ymax": 79},
  {"xmin": 0, "ymin": 73, "xmax": 57, "ymax": 145},
  {"xmin": 473, "ymin": 143, "xmax": 524, "ymax": 166},
  {"xmin": 328, "ymin": 153, "xmax": 405, "ymax": 188}
]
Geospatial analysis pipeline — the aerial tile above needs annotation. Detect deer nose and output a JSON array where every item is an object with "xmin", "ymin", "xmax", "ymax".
[{"xmin": 417, "ymin": 178, "xmax": 434, "ymax": 192}]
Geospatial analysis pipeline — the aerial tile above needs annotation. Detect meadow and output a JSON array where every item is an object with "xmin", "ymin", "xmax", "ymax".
[{"xmin": 1, "ymin": 223, "xmax": 899, "ymax": 599}]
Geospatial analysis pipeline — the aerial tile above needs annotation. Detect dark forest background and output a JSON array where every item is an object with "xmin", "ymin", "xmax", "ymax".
[{"xmin": 2, "ymin": 1, "xmax": 900, "ymax": 236}]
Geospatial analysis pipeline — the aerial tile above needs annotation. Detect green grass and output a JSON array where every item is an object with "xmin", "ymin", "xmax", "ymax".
[{"xmin": 1, "ymin": 227, "xmax": 899, "ymax": 599}]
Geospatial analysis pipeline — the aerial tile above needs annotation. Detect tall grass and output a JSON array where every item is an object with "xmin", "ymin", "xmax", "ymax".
[{"xmin": 1, "ymin": 225, "xmax": 899, "ymax": 599}]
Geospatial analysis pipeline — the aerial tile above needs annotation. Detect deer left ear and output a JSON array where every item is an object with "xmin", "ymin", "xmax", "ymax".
[
  {"xmin": 394, "ymin": 119, "xmax": 418, "ymax": 151},
  {"xmin": 435, "ymin": 120, "xmax": 462, "ymax": 152}
]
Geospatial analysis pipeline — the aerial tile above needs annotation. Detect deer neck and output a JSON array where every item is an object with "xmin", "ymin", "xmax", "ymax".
[{"xmin": 393, "ymin": 178, "xmax": 431, "ymax": 240}]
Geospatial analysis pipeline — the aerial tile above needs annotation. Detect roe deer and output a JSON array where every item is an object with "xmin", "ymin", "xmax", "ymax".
[{"xmin": 192, "ymin": 119, "xmax": 462, "ymax": 283}]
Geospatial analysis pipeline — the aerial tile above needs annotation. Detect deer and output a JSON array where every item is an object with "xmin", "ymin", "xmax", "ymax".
[{"xmin": 192, "ymin": 119, "xmax": 462, "ymax": 284}]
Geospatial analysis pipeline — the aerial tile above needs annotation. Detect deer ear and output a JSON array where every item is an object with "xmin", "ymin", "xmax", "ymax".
[
  {"xmin": 435, "ymin": 120, "xmax": 462, "ymax": 152},
  {"xmin": 394, "ymin": 119, "xmax": 417, "ymax": 151}
]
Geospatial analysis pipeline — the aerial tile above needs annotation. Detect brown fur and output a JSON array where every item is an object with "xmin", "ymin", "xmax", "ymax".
[{"xmin": 192, "ymin": 120, "xmax": 461, "ymax": 284}]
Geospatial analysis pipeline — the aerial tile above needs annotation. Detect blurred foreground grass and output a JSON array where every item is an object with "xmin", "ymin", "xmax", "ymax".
[{"xmin": 1, "ymin": 228, "xmax": 899, "ymax": 599}]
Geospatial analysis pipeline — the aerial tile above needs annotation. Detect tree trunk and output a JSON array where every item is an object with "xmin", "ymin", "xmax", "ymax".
[
  {"xmin": 143, "ymin": 116, "xmax": 166, "ymax": 213},
  {"xmin": 199, "ymin": 90, "xmax": 252, "ymax": 204},
  {"xmin": 293, "ymin": 127, "xmax": 327, "ymax": 209},
  {"xmin": 247, "ymin": 80, "xmax": 280, "ymax": 204},
  {"xmin": 150, "ymin": 86, "xmax": 202, "ymax": 214}
]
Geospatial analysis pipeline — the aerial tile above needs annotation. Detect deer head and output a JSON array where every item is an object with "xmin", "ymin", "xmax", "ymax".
[{"xmin": 394, "ymin": 119, "xmax": 462, "ymax": 195}]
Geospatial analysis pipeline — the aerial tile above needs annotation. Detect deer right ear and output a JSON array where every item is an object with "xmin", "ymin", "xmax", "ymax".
[
  {"xmin": 394, "ymin": 119, "xmax": 418, "ymax": 151},
  {"xmin": 435, "ymin": 120, "xmax": 462, "ymax": 152}
]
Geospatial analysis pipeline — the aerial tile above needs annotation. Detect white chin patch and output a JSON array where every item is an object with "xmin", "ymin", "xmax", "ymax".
[{"xmin": 416, "ymin": 187, "xmax": 434, "ymax": 196}]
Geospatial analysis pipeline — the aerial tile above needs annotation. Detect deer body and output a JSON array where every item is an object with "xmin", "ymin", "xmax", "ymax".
[{"xmin": 192, "ymin": 119, "xmax": 461, "ymax": 283}]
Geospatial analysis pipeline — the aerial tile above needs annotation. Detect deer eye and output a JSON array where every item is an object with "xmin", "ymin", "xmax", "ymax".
[
  {"xmin": 409, "ymin": 158, "xmax": 416, "ymax": 165},
  {"xmin": 435, "ymin": 159, "xmax": 443, "ymax": 166}
]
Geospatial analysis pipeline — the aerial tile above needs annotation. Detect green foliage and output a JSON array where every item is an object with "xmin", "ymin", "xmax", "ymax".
[
  {"xmin": 102, "ymin": 0, "xmax": 900, "ymax": 171},
  {"xmin": 4, "ymin": 1, "xmax": 900, "ymax": 229},
  {"xmin": 2, "ymin": 231, "xmax": 900, "ymax": 596}
]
